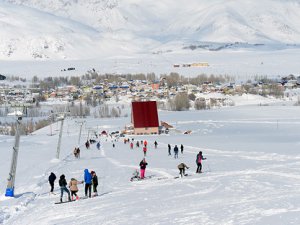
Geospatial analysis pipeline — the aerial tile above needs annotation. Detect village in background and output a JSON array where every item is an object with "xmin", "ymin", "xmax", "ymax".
[{"xmin": 0, "ymin": 71, "xmax": 300, "ymax": 136}]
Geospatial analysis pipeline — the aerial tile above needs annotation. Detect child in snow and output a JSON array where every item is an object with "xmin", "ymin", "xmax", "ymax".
[
  {"xmin": 69, "ymin": 178, "xmax": 83, "ymax": 200},
  {"xmin": 177, "ymin": 163, "xmax": 189, "ymax": 177},
  {"xmin": 59, "ymin": 174, "xmax": 71, "ymax": 202},
  {"xmin": 139, "ymin": 158, "xmax": 148, "ymax": 179},
  {"xmin": 91, "ymin": 171, "xmax": 98, "ymax": 197},
  {"xmin": 130, "ymin": 169, "xmax": 140, "ymax": 181}
]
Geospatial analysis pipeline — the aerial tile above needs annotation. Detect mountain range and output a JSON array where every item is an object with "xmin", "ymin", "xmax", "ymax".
[{"xmin": 1, "ymin": 0, "xmax": 300, "ymax": 60}]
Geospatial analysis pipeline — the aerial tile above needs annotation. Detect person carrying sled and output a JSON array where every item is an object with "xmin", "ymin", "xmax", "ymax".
[
  {"xmin": 130, "ymin": 169, "xmax": 140, "ymax": 181},
  {"xmin": 84, "ymin": 169, "xmax": 92, "ymax": 198},
  {"xmin": 139, "ymin": 158, "xmax": 148, "ymax": 179},
  {"xmin": 174, "ymin": 145, "xmax": 179, "ymax": 159},
  {"xmin": 69, "ymin": 178, "xmax": 83, "ymax": 200},
  {"xmin": 48, "ymin": 172, "xmax": 56, "ymax": 194},
  {"xmin": 59, "ymin": 174, "xmax": 71, "ymax": 202},
  {"xmin": 154, "ymin": 141, "xmax": 158, "ymax": 149},
  {"xmin": 178, "ymin": 163, "xmax": 189, "ymax": 177},
  {"xmin": 196, "ymin": 151, "xmax": 207, "ymax": 173},
  {"xmin": 91, "ymin": 171, "xmax": 98, "ymax": 197}
]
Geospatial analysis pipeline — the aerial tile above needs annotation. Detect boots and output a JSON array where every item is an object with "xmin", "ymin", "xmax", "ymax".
[
  {"xmin": 68, "ymin": 196, "xmax": 71, "ymax": 201},
  {"xmin": 72, "ymin": 196, "xmax": 74, "ymax": 201},
  {"xmin": 60, "ymin": 198, "xmax": 62, "ymax": 203},
  {"xmin": 76, "ymin": 195, "xmax": 79, "ymax": 200}
]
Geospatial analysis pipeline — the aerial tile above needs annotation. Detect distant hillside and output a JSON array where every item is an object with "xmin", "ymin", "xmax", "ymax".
[{"xmin": 1, "ymin": 0, "xmax": 300, "ymax": 60}]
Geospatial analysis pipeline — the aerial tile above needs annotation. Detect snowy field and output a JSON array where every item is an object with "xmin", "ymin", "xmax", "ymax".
[
  {"xmin": 1, "ymin": 48, "xmax": 300, "ymax": 79},
  {"xmin": 1, "ymin": 101, "xmax": 300, "ymax": 224}
]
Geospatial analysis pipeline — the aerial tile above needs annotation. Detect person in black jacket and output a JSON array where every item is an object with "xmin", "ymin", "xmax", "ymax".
[
  {"xmin": 180, "ymin": 144, "xmax": 184, "ymax": 154},
  {"xmin": 174, "ymin": 145, "xmax": 179, "ymax": 159},
  {"xmin": 139, "ymin": 158, "xmax": 148, "ymax": 179},
  {"xmin": 91, "ymin": 171, "xmax": 98, "ymax": 196},
  {"xmin": 48, "ymin": 172, "xmax": 56, "ymax": 194},
  {"xmin": 168, "ymin": 144, "xmax": 171, "ymax": 156},
  {"xmin": 59, "ymin": 174, "xmax": 71, "ymax": 202}
]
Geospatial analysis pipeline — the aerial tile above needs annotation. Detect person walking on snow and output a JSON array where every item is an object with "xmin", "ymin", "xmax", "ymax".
[
  {"xmin": 59, "ymin": 174, "xmax": 71, "ymax": 202},
  {"xmin": 139, "ymin": 158, "xmax": 148, "ymax": 179},
  {"xmin": 154, "ymin": 141, "xmax": 158, "ymax": 149},
  {"xmin": 84, "ymin": 169, "xmax": 92, "ymax": 198},
  {"xmin": 143, "ymin": 146, "xmax": 147, "ymax": 157},
  {"xmin": 130, "ymin": 142, "xmax": 134, "ymax": 149},
  {"xmin": 136, "ymin": 141, "xmax": 140, "ymax": 148},
  {"xmin": 196, "ymin": 151, "xmax": 207, "ymax": 173},
  {"xmin": 69, "ymin": 178, "xmax": 83, "ymax": 200},
  {"xmin": 91, "ymin": 171, "xmax": 98, "ymax": 196},
  {"xmin": 180, "ymin": 144, "xmax": 184, "ymax": 154},
  {"xmin": 178, "ymin": 163, "xmax": 189, "ymax": 177},
  {"xmin": 174, "ymin": 145, "xmax": 179, "ymax": 159},
  {"xmin": 96, "ymin": 142, "xmax": 100, "ymax": 150},
  {"xmin": 168, "ymin": 144, "xmax": 171, "ymax": 156},
  {"xmin": 143, "ymin": 140, "xmax": 148, "ymax": 147},
  {"xmin": 48, "ymin": 172, "xmax": 56, "ymax": 194}
]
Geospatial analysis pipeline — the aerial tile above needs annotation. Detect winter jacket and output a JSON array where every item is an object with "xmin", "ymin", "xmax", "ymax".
[
  {"xmin": 174, "ymin": 146, "xmax": 179, "ymax": 153},
  {"xmin": 69, "ymin": 178, "xmax": 81, "ymax": 191},
  {"xmin": 139, "ymin": 160, "xmax": 148, "ymax": 170},
  {"xmin": 92, "ymin": 175, "xmax": 98, "ymax": 186},
  {"xmin": 59, "ymin": 175, "xmax": 67, "ymax": 187},
  {"xmin": 178, "ymin": 163, "xmax": 189, "ymax": 169},
  {"xmin": 48, "ymin": 172, "xmax": 56, "ymax": 183},
  {"xmin": 196, "ymin": 153, "xmax": 206, "ymax": 164},
  {"xmin": 84, "ymin": 169, "xmax": 92, "ymax": 184}
]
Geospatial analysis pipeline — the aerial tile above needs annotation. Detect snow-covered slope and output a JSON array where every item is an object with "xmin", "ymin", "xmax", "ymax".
[
  {"xmin": 1, "ymin": 0, "xmax": 300, "ymax": 60},
  {"xmin": 1, "ymin": 102, "xmax": 300, "ymax": 224}
]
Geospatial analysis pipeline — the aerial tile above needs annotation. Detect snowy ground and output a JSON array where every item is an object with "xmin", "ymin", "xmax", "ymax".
[{"xmin": 1, "ymin": 100, "xmax": 300, "ymax": 224}]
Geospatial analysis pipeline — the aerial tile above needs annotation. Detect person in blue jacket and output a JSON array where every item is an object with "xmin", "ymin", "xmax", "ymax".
[{"xmin": 84, "ymin": 169, "xmax": 92, "ymax": 198}]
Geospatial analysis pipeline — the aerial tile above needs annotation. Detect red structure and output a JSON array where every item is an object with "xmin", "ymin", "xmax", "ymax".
[{"xmin": 131, "ymin": 101, "xmax": 159, "ymax": 135}]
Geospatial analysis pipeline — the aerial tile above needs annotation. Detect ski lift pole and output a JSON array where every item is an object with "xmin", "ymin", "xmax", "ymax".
[
  {"xmin": 56, "ymin": 114, "xmax": 65, "ymax": 159},
  {"xmin": 5, "ymin": 116, "xmax": 22, "ymax": 197},
  {"xmin": 78, "ymin": 122, "xmax": 84, "ymax": 146}
]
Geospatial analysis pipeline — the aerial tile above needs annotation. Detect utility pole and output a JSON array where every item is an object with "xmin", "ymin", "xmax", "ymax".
[
  {"xmin": 5, "ymin": 115, "xmax": 22, "ymax": 197},
  {"xmin": 77, "ymin": 121, "xmax": 85, "ymax": 146},
  {"xmin": 56, "ymin": 113, "xmax": 65, "ymax": 159}
]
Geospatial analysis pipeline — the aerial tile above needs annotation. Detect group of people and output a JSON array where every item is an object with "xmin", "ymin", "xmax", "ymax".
[
  {"xmin": 48, "ymin": 169, "xmax": 99, "ymax": 202},
  {"xmin": 168, "ymin": 144, "xmax": 184, "ymax": 158}
]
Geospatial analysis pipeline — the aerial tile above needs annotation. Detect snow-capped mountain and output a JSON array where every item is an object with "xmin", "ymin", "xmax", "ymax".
[{"xmin": 1, "ymin": 0, "xmax": 300, "ymax": 60}]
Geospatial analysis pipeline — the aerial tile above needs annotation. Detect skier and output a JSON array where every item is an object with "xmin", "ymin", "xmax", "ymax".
[
  {"xmin": 143, "ymin": 146, "xmax": 147, "ymax": 157},
  {"xmin": 73, "ymin": 147, "xmax": 78, "ymax": 158},
  {"xmin": 59, "ymin": 174, "xmax": 71, "ymax": 202},
  {"xmin": 76, "ymin": 147, "xmax": 81, "ymax": 158},
  {"xmin": 130, "ymin": 169, "xmax": 140, "ymax": 181},
  {"xmin": 139, "ymin": 158, "xmax": 148, "ymax": 179},
  {"xmin": 178, "ymin": 163, "xmax": 189, "ymax": 177},
  {"xmin": 174, "ymin": 145, "xmax": 179, "ymax": 159},
  {"xmin": 96, "ymin": 142, "xmax": 100, "ymax": 150},
  {"xmin": 180, "ymin": 144, "xmax": 184, "ymax": 154},
  {"xmin": 84, "ymin": 169, "xmax": 92, "ymax": 198},
  {"xmin": 69, "ymin": 178, "xmax": 83, "ymax": 200},
  {"xmin": 196, "ymin": 151, "xmax": 207, "ymax": 173},
  {"xmin": 48, "ymin": 172, "xmax": 56, "ymax": 194},
  {"xmin": 168, "ymin": 144, "xmax": 171, "ymax": 156},
  {"xmin": 154, "ymin": 141, "xmax": 158, "ymax": 149},
  {"xmin": 91, "ymin": 171, "xmax": 98, "ymax": 197}
]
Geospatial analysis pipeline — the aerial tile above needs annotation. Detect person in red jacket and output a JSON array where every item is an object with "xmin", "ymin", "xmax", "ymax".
[{"xmin": 139, "ymin": 158, "xmax": 148, "ymax": 179}]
